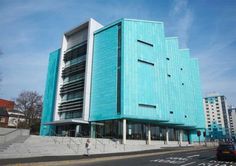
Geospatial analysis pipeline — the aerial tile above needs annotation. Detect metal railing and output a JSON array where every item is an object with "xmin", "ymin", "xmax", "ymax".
[
  {"xmin": 45, "ymin": 129, "xmax": 126, "ymax": 153},
  {"xmin": 94, "ymin": 138, "xmax": 105, "ymax": 152},
  {"xmin": 95, "ymin": 133, "xmax": 120, "ymax": 152},
  {"xmin": 47, "ymin": 128, "xmax": 83, "ymax": 153}
]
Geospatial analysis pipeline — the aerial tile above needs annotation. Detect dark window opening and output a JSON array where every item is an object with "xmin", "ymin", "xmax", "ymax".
[
  {"xmin": 185, "ymin": 115, "xmax": 187, "ymax": 118},
  {"xmin": 166, "ymin": 58, "xmax": 170, "ymax": 60},
  {"xmin": 170, "ymin": 111, "xmax": 174, "ymax": 114},
  {"xmin": 117, "ymin": 23, "xmax": 121, "ymax": 114},
  {"xmin": 182, "ymin": 83, "xmax": 184, "ymax": 85},
  {"xmin": 138, "ymin": 104, "xmax": 156, "ymax": 109},
  {"xmin": 137, "ymin": 40, "xmax": 153, "ymax": 47},
  {"xmin": 180, "ymin": 68, "xmax": 183, "ymax": 70},
  {"xmin": 138, "ymin": 59, "xmax": 154, "ymax": 66},
  {"xmin": 167, "ymin": 74, "xmax": 171, "ymax": 77}
]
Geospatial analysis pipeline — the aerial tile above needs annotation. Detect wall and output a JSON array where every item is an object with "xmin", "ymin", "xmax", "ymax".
[
  {"xmin": 0, "ymin": 99, "xmax": 14, "ymax": 111},
  {"xmin": 90, "ymin": 22, "xmax": 121, "ymax": 121},
  {"xmin": 122, "ymin": 19, "xmax": 205, "ymax": 130},
  {"xmin": 90, "ymin": 19, "xmax": 205, "ymax": 142},
  {"xmin": 40, "ymin": 49, "xmax": 60, "ymax": 136}
]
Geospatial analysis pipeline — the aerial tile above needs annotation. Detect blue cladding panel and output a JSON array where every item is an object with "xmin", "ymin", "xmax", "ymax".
[
  {"xmin": 90, "ymin": 19, "xmax": 205, "ymax": 142},
  {"xmin": 122, "ymin": 20, "xmax": 205, "ymax": 130},
  {"xmin": 40, "ymin": 49, "xmax": 60, "ymax": 136},
  {"xmin": 90, "ymin": 25, "xmax": 121, "ymax": 121},
  {"xmin": 122, "ymin": 20, "xmax": 164, "ymax": 120}
]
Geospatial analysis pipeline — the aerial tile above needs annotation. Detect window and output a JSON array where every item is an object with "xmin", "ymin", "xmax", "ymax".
[
  {"xmin": 180, "ymin": 68, "xmax": 183, "ymax": 71},
  {"xmin": 185, "ymin": 115, "xmax": 187, "ymax": 118},
  {"xmin": 138, "ymin": 59, "xmax": 154, "ymax": 66},
  {"xmin": 60, "ymin": 111, "xmax": 82, "ymax": 120},
  {"xmin": 166, "ymin": 58, "xmax": 170, "ymax": 60},
  {"xmin": 138, "ymin": 104, "xmax": 156, "ymax": 109},
  {"xmin": 63, "ymin": 91, "xmax": 83, "ymax": 101},
  {"xmin": 137, "ymin": 39, "xmax": 153, "ymax": 47},
  {"xmin": 170, "ymin": 111, "xmax": 174, "ymax": 114},
  {"xmin": 117, "ymin": 23, "xmax": 122, "ymax": 114},
  {"xmin": 182, "ymin": 83, "xmax": 184, "ymax": 85},
  {"xmin": 0, "ymin": 118, "xmax": 5, "ymax": 123},
  {"xmin": 167, "ymin": 74, "xmax": 171, "ymax": 77}
]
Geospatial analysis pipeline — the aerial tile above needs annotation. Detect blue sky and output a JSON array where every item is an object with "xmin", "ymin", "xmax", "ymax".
[{"xmin": 0, "ymin": 0, "xmax": 236, "ymax": 105}]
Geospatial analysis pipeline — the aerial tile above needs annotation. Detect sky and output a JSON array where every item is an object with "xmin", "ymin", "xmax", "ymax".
[{"xmin": 0, "ymin": 0, "xmax": 235, "ymax": 105}]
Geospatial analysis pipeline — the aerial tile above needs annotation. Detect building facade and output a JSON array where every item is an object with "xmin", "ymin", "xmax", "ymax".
[
  {"xmin": 0, "ymin": 99, "xmax": 14, "ymax": 111},
  {"xmin": 0, "ymin": 107, "xmax": 9, "ymax": 128},
  {"xmin": 203, "ymin": 94, "xmax": 230, "ymax": 140},
  {"xmin": 8, "ymin": 110, "xmax": 25, "ymax": 128},
  {"xmin": 40, "ymin": 18, "xmax": 205, "ymax": 143},
  {"xmin": 228, "ymin": 106, "xmax": 236, "ymax": 140}
]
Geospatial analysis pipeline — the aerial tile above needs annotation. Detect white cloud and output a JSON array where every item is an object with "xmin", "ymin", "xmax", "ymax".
[
  {"xmin": 0, "ymin": 0, "xmax": 67, "ymax": 26},
  {"xmin": 169, "ymin": 0, "xmax": 193, "ymax": 48}
]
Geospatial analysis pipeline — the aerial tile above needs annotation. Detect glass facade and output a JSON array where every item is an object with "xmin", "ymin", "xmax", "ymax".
[
  {"xmin": 94, "ymin": 120, "xmax": 123, "ymax": 139},
  {"xmin": 93, "ymin": 120, "xmax": 190, "ymax": 142},
  {"xmin": 56, "ymin": 124, "xmax": 90, "ymax": 137}
]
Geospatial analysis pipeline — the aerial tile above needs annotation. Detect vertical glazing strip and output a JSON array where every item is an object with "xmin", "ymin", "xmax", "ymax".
[{"xmin": 117, "ymin": 23, "xmax": 121, "ymax": 114}]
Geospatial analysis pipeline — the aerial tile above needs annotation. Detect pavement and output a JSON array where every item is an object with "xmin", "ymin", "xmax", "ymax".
[{"xmin": 1, "ymin": 146, "xmax": 235, "ymax": 166}]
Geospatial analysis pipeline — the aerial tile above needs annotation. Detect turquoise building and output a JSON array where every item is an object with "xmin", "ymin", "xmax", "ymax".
[{"xmin": 40, "ymin": 18, "xmax": 205, "ymax": 144}]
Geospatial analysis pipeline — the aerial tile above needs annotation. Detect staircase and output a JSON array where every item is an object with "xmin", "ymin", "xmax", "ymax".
[
  {"xmin": 0, "ymin": 135, "xmax": 29, "ymax": 152},
  {"xmin": 0, "ymin": 135, "xmax": 189, "ymax": 159}
]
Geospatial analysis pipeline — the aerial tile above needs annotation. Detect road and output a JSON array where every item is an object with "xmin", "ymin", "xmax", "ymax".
[
  {"xmin": 2, "ymin": 148, "xmax": 236, "ymax": 166},
  {"xmin": 74, "ymin": 148, "xmax": 236, "ymax": 166}
]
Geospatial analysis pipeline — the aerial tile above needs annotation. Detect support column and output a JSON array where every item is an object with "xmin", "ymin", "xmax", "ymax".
[
  {"xmin": 90, "ymin": 124, "xmax": 96, "ymax": 138},
  {"xmin": 165, "ymin": 127, "xmax": 169, "ymax": 144},
  {"xmin": 147, "ymin": 124, "xmax": 151, "ymax": 145},
  {"xmin": 123, "ymin": 119, "xmax": 126, "ymax": 144},
  {"xmin": 179, "ymin": 130, "xmax": 183, "ymax": 146}
]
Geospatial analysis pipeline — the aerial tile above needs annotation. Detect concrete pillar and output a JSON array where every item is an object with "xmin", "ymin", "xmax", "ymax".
[
  {"xmin": 179, "ymin": 130, "xmax": 183, "ymax": 146},
  {"xmin": 123, "ymin": 119, "xmax": 126, "ymax": 144},
  {"xmin": 147, "ymin": 124, "xmax": 151, "ymax": 145},
  {"xmin": 165, "ymin": 128, "xmax": 169, "ymax": 144},
  {"xmin": 90, "ymin": 124, "xmax": 96, "ymax": 138}
]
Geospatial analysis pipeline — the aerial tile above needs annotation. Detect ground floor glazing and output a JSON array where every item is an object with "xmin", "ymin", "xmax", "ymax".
[{"xmin": 51, "ymin": 119, "xmax": 191, "ymax": 143}]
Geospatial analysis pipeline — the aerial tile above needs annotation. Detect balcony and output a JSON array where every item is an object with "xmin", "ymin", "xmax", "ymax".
[
  {"xmin": 62, "ymin": 61, "xmax": 86, "ymax": 78},
  {"xmin": 60, "ymin": 78, "xmax": 84, "ymax": 95},
  {"xmin": 64, "ymin": 55, "xmax": 86, "ymax": 68},
  {"xmin": 59, "ymin": 97, "xmax": 83, "ymax": 112},
  {"xmin": 64, "ymin": 42, "xmax": 87, "ymax": 62}
]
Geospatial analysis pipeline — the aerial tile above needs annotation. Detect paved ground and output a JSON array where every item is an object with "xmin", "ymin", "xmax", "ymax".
[
  {"xmin": 76, "ymin": 148, "xmax": 236, "ymax": 166},
  {"xmin": 2, "ymin": 147, "xmax": 236, "ymax": 166}
]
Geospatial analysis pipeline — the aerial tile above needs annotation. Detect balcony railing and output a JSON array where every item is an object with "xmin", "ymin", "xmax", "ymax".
[
  {"xmin": 63, "ymin": 76, "xmax": 85, "ymax": 85},
  {"xmin": 64, "ymin": 55, "xmax": 86, "ymax": 68}
]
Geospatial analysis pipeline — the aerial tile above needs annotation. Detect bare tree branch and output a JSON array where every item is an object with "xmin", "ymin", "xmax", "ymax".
[{"xmin": 15, "ymin": 91, "xmax": 43, "ymax": 130}]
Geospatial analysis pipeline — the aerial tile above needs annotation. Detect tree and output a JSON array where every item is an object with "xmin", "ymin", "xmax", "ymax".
[{"xmin": 15, "ymin": 91, "xmax": 42, "ymax": 132}]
